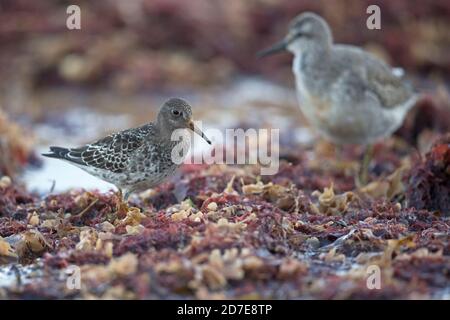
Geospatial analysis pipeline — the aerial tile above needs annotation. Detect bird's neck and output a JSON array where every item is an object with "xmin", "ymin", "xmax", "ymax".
[
  {"xmin": 155, "ymin": 121, "xmax": 174, "ymax": 143},
  {"xmin": 292, "ymin": 43, "xmax": 331, "ymax": 76},
  {"xmin": 155, "ymin": 122, "xmax": 190, "ymax": 147}
]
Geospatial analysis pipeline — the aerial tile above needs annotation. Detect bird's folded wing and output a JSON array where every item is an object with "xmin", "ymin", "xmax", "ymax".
[
  {"xmin": 366, "ymin": 63, "xmax": 414, "ymax": 109},
  {"xmin": 67, "ymin": 124, "xmax": 155, "ymax": 173},
  {"xmin": 334, "ymin": 45, "xmax": 415, "ymax": 109}
]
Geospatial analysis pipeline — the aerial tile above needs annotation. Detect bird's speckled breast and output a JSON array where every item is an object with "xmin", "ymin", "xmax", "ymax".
[{"xmin": 118, "ymin": 130, "xmax": 192, "ymax": 192}]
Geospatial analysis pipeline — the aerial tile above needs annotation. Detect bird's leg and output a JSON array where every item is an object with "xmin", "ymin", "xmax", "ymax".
[
  {"xmin": 356, "ymin": 144, "xmax": 374, "ymax": 188},
  {"xmin": 332, "ymin": 144, "xmax": 359, "ymax": 173},
  {"xmin": 123, "ymin": 190, "xmax": 132, "ymax": 202},
  {"xmin": 116, "ymin": 188, "xmax": 130, "ymax": 216}
]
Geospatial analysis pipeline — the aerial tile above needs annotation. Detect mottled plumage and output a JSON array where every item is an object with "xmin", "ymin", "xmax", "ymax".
[{"xmin": 43, "ymin": 98, "xmax": 211, "ymax": 201}]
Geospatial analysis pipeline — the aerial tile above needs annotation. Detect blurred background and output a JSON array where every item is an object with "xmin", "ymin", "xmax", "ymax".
[{"xmin": 0, "ymin": 0, "xmax": 449, "ymax": 192}]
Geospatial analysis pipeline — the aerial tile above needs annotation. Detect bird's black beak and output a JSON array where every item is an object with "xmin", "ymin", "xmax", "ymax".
[
  {"xmin": 256, "ymin": 39, "xmax": 288, "ymax": 58},
  {"xmin": 189, "ymin": 120, "xmax": 211, "ymax": 145}
]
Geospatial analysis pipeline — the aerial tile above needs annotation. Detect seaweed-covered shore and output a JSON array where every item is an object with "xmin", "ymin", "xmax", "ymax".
[
  {"xmin": 1, "ymin": 132, "xmax": 449, "ymax": 299},
  {"xmin": 0, "ymin": 0, "xmax": 449, "ymax": 300}
]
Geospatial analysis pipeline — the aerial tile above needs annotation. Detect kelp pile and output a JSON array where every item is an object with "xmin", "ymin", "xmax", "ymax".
[{"xmin": 0, "ymin": 134, "xmax": 449, "ymax": 299}]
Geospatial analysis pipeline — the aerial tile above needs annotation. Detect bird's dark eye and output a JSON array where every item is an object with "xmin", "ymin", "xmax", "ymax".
[{"xmin": 172, "ymin": 110, "xmax": 180, "ymax": 116}]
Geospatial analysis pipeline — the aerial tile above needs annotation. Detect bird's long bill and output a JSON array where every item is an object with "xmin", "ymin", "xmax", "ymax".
[
  {"xmin": 189, "ymin": 120, "xmax": 211, "ymax": 145},
  {"xmin": 256, "ymin": 39, "xmax": 288, "ymax": 58}
]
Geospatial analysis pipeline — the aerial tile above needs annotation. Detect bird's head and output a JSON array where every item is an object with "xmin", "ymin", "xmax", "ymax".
[
  {"xmin": 257, "ymin": 12, "xmax": 332, "ymax": 58},
  {"xmin": 158, "ymin": 98, "xmax": 211, "ymax": 144}
]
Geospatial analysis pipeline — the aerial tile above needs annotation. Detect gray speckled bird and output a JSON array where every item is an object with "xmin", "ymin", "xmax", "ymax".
[
  {"xmin": 43, "ymin": 98, "xmax": 211, "ymax": 204},
  {"xmin": 258, "ymin": 12, "xmax": 418, "ymax": 183}
]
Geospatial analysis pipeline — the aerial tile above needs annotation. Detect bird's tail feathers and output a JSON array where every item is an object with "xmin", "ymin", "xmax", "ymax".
[{"xmin": 42, "ymin": 146, "xmax": 70, "ymax": 159}]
